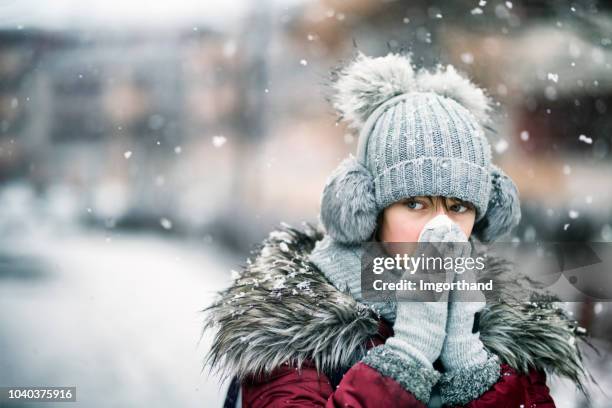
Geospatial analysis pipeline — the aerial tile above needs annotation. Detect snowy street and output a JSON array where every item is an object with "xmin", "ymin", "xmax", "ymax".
[{"xmin": 0, "ymin": 227, "xmax": 235, "ymax": 407}]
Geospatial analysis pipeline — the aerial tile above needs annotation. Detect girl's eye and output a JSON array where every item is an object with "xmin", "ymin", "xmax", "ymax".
[
  {"xmin": 405, "ymin": 200, "xmax": 424, "ymax": 210},
  {"xmin": 449, "ymin": 201, "xmax": 472, "ymax": 213},
  {"xmin": 450, "ymin": 204, "xmax": 467, "ymax": 213}
]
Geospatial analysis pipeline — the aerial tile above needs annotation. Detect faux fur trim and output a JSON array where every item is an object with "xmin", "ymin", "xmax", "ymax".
[
  {"xmin": 479, "ymin": 299, "xmax": 589, "ymax": 394},
  {"xmin": 362, "ymin": 345, "xmax": 441, "ymax": 403},
  {"xmin": 439, "ymin": 352, "xmax": 501, "ymax": 405},
  {"xmin": 201, "ymin": 222, "xmax": 379, "ymax": 382},
  {"xmin": 201, "ymin": 223, "xmax": 588, "ymax": 393}
]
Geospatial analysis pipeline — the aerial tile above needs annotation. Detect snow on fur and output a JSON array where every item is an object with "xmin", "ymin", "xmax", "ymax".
[{"xmin": 331, "ymin": 52, "xmax": 492, "ymax": 130}]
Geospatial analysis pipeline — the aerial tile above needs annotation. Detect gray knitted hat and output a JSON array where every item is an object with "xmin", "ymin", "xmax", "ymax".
[{"xmin": 320, "ymin": 52, "xmax": 521, "ymax": 243}]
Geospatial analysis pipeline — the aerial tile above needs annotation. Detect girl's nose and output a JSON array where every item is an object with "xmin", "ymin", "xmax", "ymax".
[
  {"xmin": 433, "ymin": 199, "xmax": 447, "ymax": 216},
  {"xmin": 435, "ymin": 206, "xmax": 447, "ymax": 216}
]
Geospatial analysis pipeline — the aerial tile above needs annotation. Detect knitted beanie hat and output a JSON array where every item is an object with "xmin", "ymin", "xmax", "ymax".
[{"xmin": 320, "ymin": 52, "xmax": 521, "ymax": 244}]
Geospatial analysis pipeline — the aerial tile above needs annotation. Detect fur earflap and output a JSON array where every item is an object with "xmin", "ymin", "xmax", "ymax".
[
  {"xmin": 331, "ymin": 52, "xmax": 493, "ymax": 130},
  {"xmin": 320, "ymin": 155, "xmax": 378, "ymax": 243},
  {"xmin": 416, "ymin": 64, "xmax": 492, "ymax": 125},
  {"xmin": 473, "ymin": 165, "xmax": 521, "ymax": 242},
  {"xmin": 331, "ymin": 52, "xmax": 416, "ymax": 130}
]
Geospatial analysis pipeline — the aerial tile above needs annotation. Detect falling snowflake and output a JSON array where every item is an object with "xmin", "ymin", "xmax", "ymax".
[
  {"xmin": 547, "ymin": 73, "xmax": 559, "ymax": 83},
  {"xmin": 124, "ymin": 150, "xmax": 132, "ymax": 159},
  {"xmin": 520, "ymin": 131, "xmax": 529, "ymax": 141},
  {"xmin": 174, "ymin": 146, "xmax": 182, "ymax": 154},
  {"xmin": 563, "ymin": 164, "xmax": 571, "ymax": 175},
  {"xmin": 471, "ymin": 7, "xmax": 483, "ymax": 15},
  {"xmin": 223, "ymin": 40, "xmax": 237, "ymax": 58},
  {"xmin": 460, "ymin": 52, "xmax": 474, "ymax": 64},
  {"xmin": 212, "ymin": 135, "xmax": 227, "ymax": 147},
  {"xmin": 160, "ymin": 217, "xmax": 173, "ymax": 229},
  {"xmin": 578, "ymin": 134, "xmax": 593, "ymax": 144},
  {"xmin": 568, "ymin": 210, "xmax": 579, "ymax": 219},
  {"xmin": 300, "ymin": 59, "xmax": 308, "ymax": 66},
  {"xmin": 495, "ymin": 138, "xmax": 509, "ymax": 154},
  {"xmin": 594, "ymin": 303, "xmax": 603, "ymax": 315}
]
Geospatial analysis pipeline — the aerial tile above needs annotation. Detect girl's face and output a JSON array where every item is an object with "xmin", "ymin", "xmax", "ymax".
[{"xmin": 378, "ymin": 196, "xmax": 476, "ymax": 242}]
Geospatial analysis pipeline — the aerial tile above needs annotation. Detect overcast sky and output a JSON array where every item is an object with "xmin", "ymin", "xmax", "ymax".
[{"xmin": 0, "ymin": 0, "xmax": 306, "ymax": 31}]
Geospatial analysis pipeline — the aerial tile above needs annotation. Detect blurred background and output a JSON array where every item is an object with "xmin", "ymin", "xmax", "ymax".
[{"xmin": 0, "ymin": 0, "xmax": 611, "ymax": 407}]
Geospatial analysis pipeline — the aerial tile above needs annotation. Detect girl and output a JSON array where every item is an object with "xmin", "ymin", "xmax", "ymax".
[{"xmin": 202, "ymin": 52, "xmax": 587, "ymax": 407}]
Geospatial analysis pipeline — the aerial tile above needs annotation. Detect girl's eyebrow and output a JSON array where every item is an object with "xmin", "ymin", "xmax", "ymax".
[{"xmin": 448, "ymin": 197, "xmax": 475, "ymax": 208}]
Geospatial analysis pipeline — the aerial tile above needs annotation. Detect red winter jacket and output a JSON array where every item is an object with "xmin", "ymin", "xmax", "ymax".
[
  {"xmin": 241, "ymin": 320, "xmax": 555, "ymax": 408},
  {"xmin": 204, "ymin": 225, "xmax": 584, "ymax": 408}
]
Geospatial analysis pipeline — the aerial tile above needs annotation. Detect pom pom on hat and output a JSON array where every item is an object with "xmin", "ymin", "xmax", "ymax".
[
  {"xmin": 331, "ymin": 52, "xmax": 416, "ymax": 130},
  {"xmin": 331, "ymin": 52, "xmax": 493, "ymax": 130},
  {"xmin": 416, "ymin": 64, "xmax": 492, "ymax": 126}
]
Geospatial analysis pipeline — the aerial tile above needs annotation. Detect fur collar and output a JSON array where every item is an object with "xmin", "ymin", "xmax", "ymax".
[{"xmin": 202, "ymin": 223, "xmax": 588, "ymax": 392}]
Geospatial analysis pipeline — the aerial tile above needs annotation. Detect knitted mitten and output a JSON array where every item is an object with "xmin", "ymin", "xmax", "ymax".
[
  {"xmin": 439, "ymin": 249, "xmax": 501, "ymax": 405},
  {"xmin": 441, "ymin": 269, "xmax": 489, "ymax": 370},
  {"xmin": 385, "ymin": 217, "xmax": 468, "ymax": 367}
]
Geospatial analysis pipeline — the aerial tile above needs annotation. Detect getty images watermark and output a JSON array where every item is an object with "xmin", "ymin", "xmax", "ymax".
[{"xmin": 360, "ymin": 241, "xmax": 612, "ymax": 302}]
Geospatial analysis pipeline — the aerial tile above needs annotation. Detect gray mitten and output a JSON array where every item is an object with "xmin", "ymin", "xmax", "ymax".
[
  {"xmin": 386, "ymin": 215, "xmax": 468, "ymax": 368},
  {"xmin": 439, "ymin": 247, "xmax": 501, "ymax": 406},
  {"xmin": 440, "ymin": 269, "xmax": 489, "ymax": 370}
]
